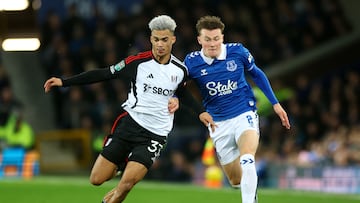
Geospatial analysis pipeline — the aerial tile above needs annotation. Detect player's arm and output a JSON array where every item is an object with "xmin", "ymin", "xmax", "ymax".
[
  {"xmin": 175, "ymin": 84, "xmax": 216, "ymax": 132},
  {"xmin": 62, "ymin": 68, "xmax": 115, "ymax": 87},
  {"xmin": 240, "ymin": 45, "xmax": 290, "ymax": 129},
  {"xmin": 168, "ymin": 97, "xmax": 179, "ymax": 113},
  {"xmin": 247, "ymin": 65, "xmax": 278, "ymax": 105},
  {"xmin": 44, "ymin": 66, "xmax": 119, "ymax": 93},
  {"xmin": 247, "ymin": 65, "xmax": 291, "ymax": 129},
  {"xmin": 238, "ymin": 45, "xmax": 278, "ymax": 104}
]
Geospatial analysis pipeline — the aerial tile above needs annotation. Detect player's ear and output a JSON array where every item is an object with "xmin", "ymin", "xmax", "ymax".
[
  {"xmin": 197, "ymin": 36, "xmax": 202, "ymax": 45},
  {"xmin": 172, "ymin": 35, "xmax": 176, "ymax": 44}
]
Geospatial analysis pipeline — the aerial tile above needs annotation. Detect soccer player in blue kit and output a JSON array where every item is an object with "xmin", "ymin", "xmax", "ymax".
[{"xmin": 184, "ymin": 16, "xmax": 291, "ymax": 203}]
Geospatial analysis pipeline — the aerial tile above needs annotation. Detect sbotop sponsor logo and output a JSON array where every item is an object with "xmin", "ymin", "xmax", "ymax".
[{"xmin": 143, "ymin": 83, "xmax": 175, "ymax": 96}]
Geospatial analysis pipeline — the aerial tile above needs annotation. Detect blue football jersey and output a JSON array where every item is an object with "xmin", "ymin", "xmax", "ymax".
[{"xmin": 184, "ymin": 43, "xmax": 257, "ymax": 121}]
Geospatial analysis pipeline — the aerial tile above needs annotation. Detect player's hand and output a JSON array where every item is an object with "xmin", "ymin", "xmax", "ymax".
[
  {"xmin": 44, "ymin": 77, "xmax": 63, "ymax": 93},
  {"xmin": 273, "ymin": 103, "xmax": 291, "ymax": 129},
  {"xmin": 102, "ymin": 188, "xmax": 116, "ymax": 203},
  {"xmin": 199, "ymin": 112, "xmax": 217, "ymax": 133},
  {"xmin": 168, "ymin": 97, "xmax": 179, "ymax": 113}
]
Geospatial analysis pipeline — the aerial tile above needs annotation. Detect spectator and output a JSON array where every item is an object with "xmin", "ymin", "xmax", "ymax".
[{"xmin": 3, "ymin": 111, "xmax": 35, "ymax": 150}]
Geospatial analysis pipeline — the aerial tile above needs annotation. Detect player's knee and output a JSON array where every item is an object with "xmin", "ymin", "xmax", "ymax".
[{"xmin": 90, "ymin": 174, "xmax": 105, "ymax": 186}]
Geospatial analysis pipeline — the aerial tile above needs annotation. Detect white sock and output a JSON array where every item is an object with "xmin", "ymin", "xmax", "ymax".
[{"xmin": 240, "ymin": 154, "xmax": 258, "ymax": 203}]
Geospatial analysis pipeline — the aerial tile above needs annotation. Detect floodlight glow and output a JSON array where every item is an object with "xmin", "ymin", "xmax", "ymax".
[
  {"xmin": 2, "ymin": 38, "xmax": 40, "ymax": 51},
  {"xmin": 0, "ymin": 0, "xmax": 29, "ymax": 11}
]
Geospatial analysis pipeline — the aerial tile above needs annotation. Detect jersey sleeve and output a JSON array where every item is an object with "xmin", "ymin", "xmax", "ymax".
[
  {"xmin": 62, "ymin": 67, "xmax": 115, "ymax": 87},
  {"xmin": 62, "ymin": 57, "xmax": 133, "ymax": 87},
  {"xmin": 175, "ymin": 84, "xmax": 206, "ymax": 115},
  {"xmin": 235, "ymin": 44, "xmax": 278, "ymax": 105},
  {"xmin": 238, "ymin": 45, "xmax": 256, "ymax": 71},
  {"xmin": 247, "ymin": 64, "xmax": 278, "ymax": 105}
]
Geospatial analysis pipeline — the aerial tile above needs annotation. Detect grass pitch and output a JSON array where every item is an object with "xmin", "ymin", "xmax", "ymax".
[{"xmin": 0, "ymin": 176, "xmax": 359, "ymax": 203}]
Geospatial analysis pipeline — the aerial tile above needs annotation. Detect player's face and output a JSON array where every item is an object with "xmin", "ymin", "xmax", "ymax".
[
  {"xmin": 197, "ymin": 28, "xmax": 223, "ymax": 58},
  {"xmin": 150, "ymin": 29, "xmax": 176, "ymax": 62}
]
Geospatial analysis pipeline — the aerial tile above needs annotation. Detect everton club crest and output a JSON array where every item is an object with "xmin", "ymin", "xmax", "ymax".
[{"xmin": 226, "ymin": 60, "xmax": 237, "ymax": 72}]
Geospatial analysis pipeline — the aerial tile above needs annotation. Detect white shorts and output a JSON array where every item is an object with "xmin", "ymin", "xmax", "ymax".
[{"xmin": 209, "ymin": 110, "xmax": 259, "ymax": 165}]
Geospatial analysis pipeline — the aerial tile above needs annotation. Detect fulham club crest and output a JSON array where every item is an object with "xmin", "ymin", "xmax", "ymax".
[{"xmin": 171, "ymin": 75, "xmax": 178, "ymax": 82}]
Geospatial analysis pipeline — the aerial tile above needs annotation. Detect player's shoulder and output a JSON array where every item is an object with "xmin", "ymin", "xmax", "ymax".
[
  {"xmin": 125, "ymin": 50, "xmax": 153, "ymax": 64},
  {"xmin": 184, "ymin": 51, "xmax": 201, "ymax": 62},
  {"xmin": 225, "ymin": 43, "xmax": 248, "ymax": 54},
  {"xmin": 170, "ymin": 55, "xmax": 188, "ymax": 75},
  {"xmin": 171, "ymin": 55, "xmax": 187, "ymax": 70},
  {"xmin": 184, "ymin": 51, "xmax": 203, "ymax": 68},
  {"xmin": 225, "ymin": 42, "xmax": 244, "ymax": 48},
  {"xmin": 170, "ymin": 55, "xmax": 186, "ymax": 67}
]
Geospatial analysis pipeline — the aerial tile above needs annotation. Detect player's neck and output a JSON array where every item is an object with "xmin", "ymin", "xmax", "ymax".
[{"xmin": 154, "ymin": 54, "xmax": 171, "ymax": 64}]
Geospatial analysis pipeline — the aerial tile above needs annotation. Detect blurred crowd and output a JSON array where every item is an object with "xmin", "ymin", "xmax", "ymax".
[
  {"xmin": 258, "ymin": 67, "xmax": 360, "ymax": 169},
  {"xmin": 0, "ymin": 64, "xmax": 35, "ymax": 151},
  {"xmin": 1, "ymin": 0, "xmax": 358, "ymax": 182},
  {"xmin": 0, "ymin": 62, "xmax": 39, "ymax": 179},
  {"xmin": 39, "ymin": 0, "xmax": 353, "ymax": 76}
]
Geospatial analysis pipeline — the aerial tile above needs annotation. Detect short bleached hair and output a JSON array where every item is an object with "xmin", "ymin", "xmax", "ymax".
[{"xmin": 148, "ymin": 15, "xmax": 177, "ymax": 33}]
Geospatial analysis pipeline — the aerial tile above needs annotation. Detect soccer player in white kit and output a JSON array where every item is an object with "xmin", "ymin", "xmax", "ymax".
[
  {"xmin": 44, "ymin": 15, "xmax": 215, "ymax": 203},
  {"xmin": 184, "ymin": 16, "xmax": 291, "ymax": 203}
]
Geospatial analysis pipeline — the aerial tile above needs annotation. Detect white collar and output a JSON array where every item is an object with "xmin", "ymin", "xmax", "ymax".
[{"xmin": 200, "ymin": 44, "xmax": 227, "ymax": 65}]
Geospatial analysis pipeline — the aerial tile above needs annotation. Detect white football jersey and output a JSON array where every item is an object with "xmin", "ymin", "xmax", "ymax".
[{"xmin": 110, "ymin": 51, "xmax": 187, "ymax": 136}]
